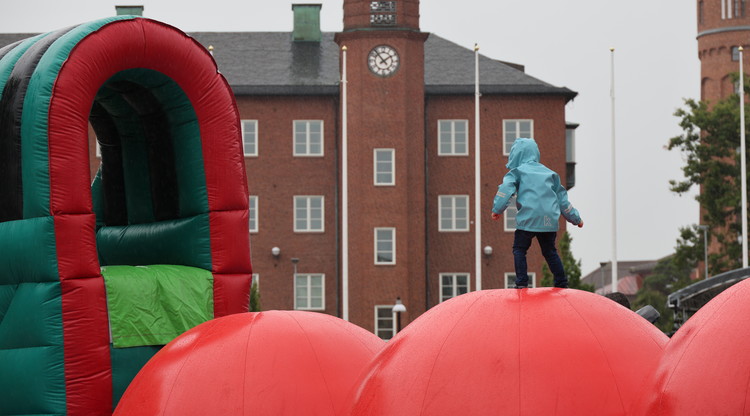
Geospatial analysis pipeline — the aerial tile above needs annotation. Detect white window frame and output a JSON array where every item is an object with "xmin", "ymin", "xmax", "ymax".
[
  {"xmin": 373, "ymin": 148, "xmax": 395, "ymax": 186},
  {"xmin": 374, "ymin": 305, "xmax": 396, "ymax": 340},
  {"xmin": 374, "ymin": 227, "xmax": 396, "ymax": 265},
  {"xmin": 439, "ymin": 195, "xmax": 470, "ymax": 232},
  {"xmin": 294, "ymin": 195, "xmax": 325, "ymax": 233},
  {"xmin": 440, "ymin": 273, "xmax": 471, "ymax": 302},
  {"xmin": 437, "ymin": 119, "xmax": 469, "ymax": 156},
  {"xmin": 241, "ymin": 119, "xmax": 258, "ymax": 157},
  {"xmin": 504, "ymin": 272, "xmax": 537, "ymax": 289},
  {"xmin": 248, "ymin": 196, "xmax": 258, "ymax": 233},
  {"xmin": 252, "ymin": 273, "xmax": 259, "ymax": 290},
  {"xmin": 294, "ymin": 273, "xmax": 325, "ymax": 310},
  {"xmin": 503, "ymin": 119, "xmax": 534, "ymax": 155},
  {"xmin": 504, "ymin": 196, "xmax": 518, "ymax": 232},
  {"xmin": 293, "ymin": 120, "xmax": 324, "ymax": 157}
]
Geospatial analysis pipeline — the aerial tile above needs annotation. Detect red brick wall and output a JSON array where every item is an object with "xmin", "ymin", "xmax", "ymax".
[
  {"xmin": 237, "ymin": 95, "xmax": 340, "ymax": 314},
  {"xmin": 425, "ymin": 94, "xmax": 569, "ymax": 305}
]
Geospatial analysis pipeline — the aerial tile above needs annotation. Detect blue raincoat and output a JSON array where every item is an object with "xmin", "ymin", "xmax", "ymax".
[{"xmin": 491, "ymin": 138, "xmax": 581, "ymax": 232}]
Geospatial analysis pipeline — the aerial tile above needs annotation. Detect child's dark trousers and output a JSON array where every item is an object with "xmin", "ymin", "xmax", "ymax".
[{"xmin": 512, "ymin": 229, "xmax": 568, "ymax": 288}]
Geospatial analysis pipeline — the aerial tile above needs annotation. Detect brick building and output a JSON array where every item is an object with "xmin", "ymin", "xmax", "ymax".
[
  {"xmin": 697, "ymin": 0, "xmax": 750, "ymax": 101},
  {"xmin": 0, "ymin": 0, "xmax": 578, "ymax": 339}
]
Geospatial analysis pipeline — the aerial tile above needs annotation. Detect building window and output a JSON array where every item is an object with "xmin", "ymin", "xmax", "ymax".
[
  {"xmin": 699, "ymin": 1, "xmax": 705, "ymax": 24},
  {"xmin": 375, "ymin": 305, "xmax": 395, "ymax": 340},
  {"xmin": 733, "ymin": 46, "xmax": 741, "ymax": 62},
  {"xmin": 504, "ymin": 196, "xmax": 518, "ymax": 231},
  {"xmin": 439, "ymin": 195, "xmax": 470, "ymax": 232},
  {"xmin": 723, "ymin": 0, "xmax": 745, "ymax": 18},
  {"xmin": 294, "ymin": 196, "xmax": 324, "ymax": 232},
  {"xmin": 293, "ymin": 120, "xmax": 323, "ymax": 156},
  {"xmin": 374, "ymin": 227, "xmax": 396, "ymax": 265},
  {"xmin": 241, "ymin": 120, "xmax": 258, "ymax": 156},
  {"xmin": 249, "ymin": 196, "xmax": 258, "ymax": 233},
  {"xmin": 440, "ymin": 273, "xmax": 470, "ymax": 302},
  {"xmin": 503, "ymin": 119, "xmax": 533, "ymax": 155},
  {"xmin": 438, "ymin": 120, "xmax": 469, "ymax": 156},
  {"xmin": 505, "ymin": 272, "xmax": 537, "ymax": 288},
  {"xmin": 294, "ymin": 273, "xmax": 325, "ymax": 310},
  {"xmin": 252, "ymin": 273, "xmax": 259, "ymax": 289},
  {"xmin": 374, "ymin": 148, "xmax": 395, "ymax": 186}
]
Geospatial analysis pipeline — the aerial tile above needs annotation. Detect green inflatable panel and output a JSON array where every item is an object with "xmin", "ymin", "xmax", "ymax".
[{"xmin": 102, "ymin": 264, "xmax": 213, "ymax": 348}]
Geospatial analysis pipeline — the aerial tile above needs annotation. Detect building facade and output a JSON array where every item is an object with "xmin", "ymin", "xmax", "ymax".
[{"xmin": 0, "ymin": 0, "xmax": 578, "ymax": 339}]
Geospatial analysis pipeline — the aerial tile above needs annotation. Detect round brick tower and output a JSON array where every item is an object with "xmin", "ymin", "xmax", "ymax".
[{"xmin": 697, "ymin": 0, "xmax": 750, "ymax": 102}]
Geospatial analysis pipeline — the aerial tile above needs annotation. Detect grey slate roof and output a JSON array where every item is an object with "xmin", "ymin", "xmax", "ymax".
[{"xmin": 0, "ymin": 31, "xmax": 577, "ymax": 100}]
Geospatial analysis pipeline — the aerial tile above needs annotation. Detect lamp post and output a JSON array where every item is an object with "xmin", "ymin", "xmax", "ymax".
[
  {"xmin": 698, "ymin": 225, "xmax": 708, "ymax": 279},
  {"xmin": 291, "ymin": 257, "xmax": 299, "ymax": 281},
  {"xmin": 392, "ymin": 297, "xmax": 406, "ymax": 335}
]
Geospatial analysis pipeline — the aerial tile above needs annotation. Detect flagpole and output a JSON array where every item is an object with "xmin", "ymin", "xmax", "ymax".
[
  {"xmin": 610, "ymin": 47, "xmax": 618, "ymax": 292},
  {"xmin": 341, "ymin": 46, "xmax": 350, "ymax": 320},
  {"xmin": 740, "ymin": 46, "xmax": 748, "ymax": 268},
  {"xmin": 474, "ymin": 43, "xmax": 482, "ymax": 291}
]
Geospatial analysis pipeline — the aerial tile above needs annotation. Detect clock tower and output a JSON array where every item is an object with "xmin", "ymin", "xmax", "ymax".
[{"xmin": 335, "ymin": 0, "xmax": 428, "ymax": 329}]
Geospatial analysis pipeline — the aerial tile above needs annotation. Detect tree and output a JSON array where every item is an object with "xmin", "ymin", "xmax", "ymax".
[
  {"xmin": 631, "ymin": 250, "xmax": 694, "ymax": 333},
  {"xmin": 668, "ymin": 78, "xmax": 748, "ymax": 273},
  {"xmin": 540, "ymin": 231, "xmax": 594, "ymax": 291},
  {"xmin": 250, "ymin": 279, "xmax": 261, "ymax": 312}
]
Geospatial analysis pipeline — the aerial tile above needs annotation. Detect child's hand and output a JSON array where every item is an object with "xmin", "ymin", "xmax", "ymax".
[
  {"xmin": 577, "ymin": 221, "xmax": 584, "ymax": 228},
  {"xmin": 491, "ymin": 212, "xmax": 501, "ymax": 221}
]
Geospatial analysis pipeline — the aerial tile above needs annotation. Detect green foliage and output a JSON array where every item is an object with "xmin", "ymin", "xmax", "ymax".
[
  {"xmin": 250, "ymin": 279, "xmax": 261, "ymax": 312},
  {"xmin": 668, "ymin": 75, "xmax": 748, "ymax": 273},
  {"xmin": 631, "ymin": 253, "xmax": 694, "ymax": 333},
  {"xmin": 540, "ymin": 232, "xmax": 594, "ymax": 291},
  {"xmin": 629, "ymin": 82, "xmax": 750, "ymax": 333}
]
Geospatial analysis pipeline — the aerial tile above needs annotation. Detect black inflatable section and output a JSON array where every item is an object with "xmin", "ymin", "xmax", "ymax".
[
  {"xmin": 0, "ymin": 27, "xmax": 72, "ymax": 222},
  {"xmin": 90, "ymin": 101, "xmax": 128, "ymax": 226}
]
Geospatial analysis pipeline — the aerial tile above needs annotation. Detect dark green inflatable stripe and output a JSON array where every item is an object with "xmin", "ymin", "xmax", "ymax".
[
  {"xmin": 0, "ymin": 216, "xmax": 59, "ymax": 284},
  {"xmin": 20, "ymin": 16, "xmax": 135, "ymax": 219},
  {"xmin": 96, "ymin": 214, "xmax": 212, "ymax": 269}
]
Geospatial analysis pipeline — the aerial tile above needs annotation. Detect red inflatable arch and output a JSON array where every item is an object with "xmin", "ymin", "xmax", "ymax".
[{"xmin": 0, "ymin": 16, "xmax": 251, "ymax": 415}]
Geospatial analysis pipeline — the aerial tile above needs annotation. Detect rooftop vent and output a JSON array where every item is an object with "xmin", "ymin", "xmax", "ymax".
[
  {"xmin": 292, "ymin": 4, "xmax": 322, "ymax": 42},
  {"xmin": 115, "ymin": 5, "xmax": 144, "ymax": 16}
]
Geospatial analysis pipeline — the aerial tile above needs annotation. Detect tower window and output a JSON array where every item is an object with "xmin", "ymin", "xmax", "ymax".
[{"xmin": 733, "ymin": 46, "xmax": 741, "ymax": 62}]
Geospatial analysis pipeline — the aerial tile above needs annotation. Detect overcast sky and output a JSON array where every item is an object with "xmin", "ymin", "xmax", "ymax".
[{"xmin": 1, "ymin": 0, "xmax": 700, "ymax": 275}]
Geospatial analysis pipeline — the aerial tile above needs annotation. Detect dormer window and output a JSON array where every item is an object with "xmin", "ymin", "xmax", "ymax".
[{"xmin": 370, "ymin": 1, "xmax": 397, "ymax": 26}]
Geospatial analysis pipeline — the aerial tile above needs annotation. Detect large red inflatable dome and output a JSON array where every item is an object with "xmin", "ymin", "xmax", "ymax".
[
  {"xmin": 114, "ymin": 311, "xmax": 384, "ymax": 415},
  {"xmin": 348, "ymin": 288, "xmax": 668, "ymax": 415},
  {"xmin": 632, "ymin": 278, "xmax": 750, "ymax": 415}
]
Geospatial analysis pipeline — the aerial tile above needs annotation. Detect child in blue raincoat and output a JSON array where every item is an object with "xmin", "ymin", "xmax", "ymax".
[{"xmin": 490, "ymin": 138, "xmax": 583, "ymax": 289}]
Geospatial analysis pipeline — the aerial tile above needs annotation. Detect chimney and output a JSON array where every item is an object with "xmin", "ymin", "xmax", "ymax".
[
  {"xmin": 292, "ymin": 4, "xmax": 322, "ymax": 42},
  {"xmin": 115, "ymin": 5, "xmax": 144, "ymax": 16}
]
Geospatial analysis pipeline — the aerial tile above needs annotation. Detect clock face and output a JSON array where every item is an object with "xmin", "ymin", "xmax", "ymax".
[{"xmin": 368, "ymin": 45, "xmax": 400, "ymax": 77}]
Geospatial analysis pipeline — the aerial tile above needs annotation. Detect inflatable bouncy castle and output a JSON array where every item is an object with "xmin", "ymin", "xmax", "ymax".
[{"xmin": 0, "ymin": 16, "xmax": 252, "ymax": 415}]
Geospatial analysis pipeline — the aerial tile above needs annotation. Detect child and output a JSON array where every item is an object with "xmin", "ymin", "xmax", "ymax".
[{"xmin": 490, "ymin": 138, "xmax": 583, "ymax": 289}]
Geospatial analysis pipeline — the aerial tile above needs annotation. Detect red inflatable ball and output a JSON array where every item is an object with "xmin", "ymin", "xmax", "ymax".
[
  {"xmin": 631, "ymin": 278, "xmax": 750, "ymax": 415},
  {"xmin": 114, "ymin": 311, "xmax": 384, "ymax": 416},
  {"xmin": 348, "ymin": 288, "xmax": 668, "ymax": 415}
]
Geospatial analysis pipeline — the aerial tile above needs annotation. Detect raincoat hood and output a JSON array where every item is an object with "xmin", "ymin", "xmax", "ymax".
[{"xmin": 505, "ymin": 138, "xmax": 540, "ymax": 169}]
